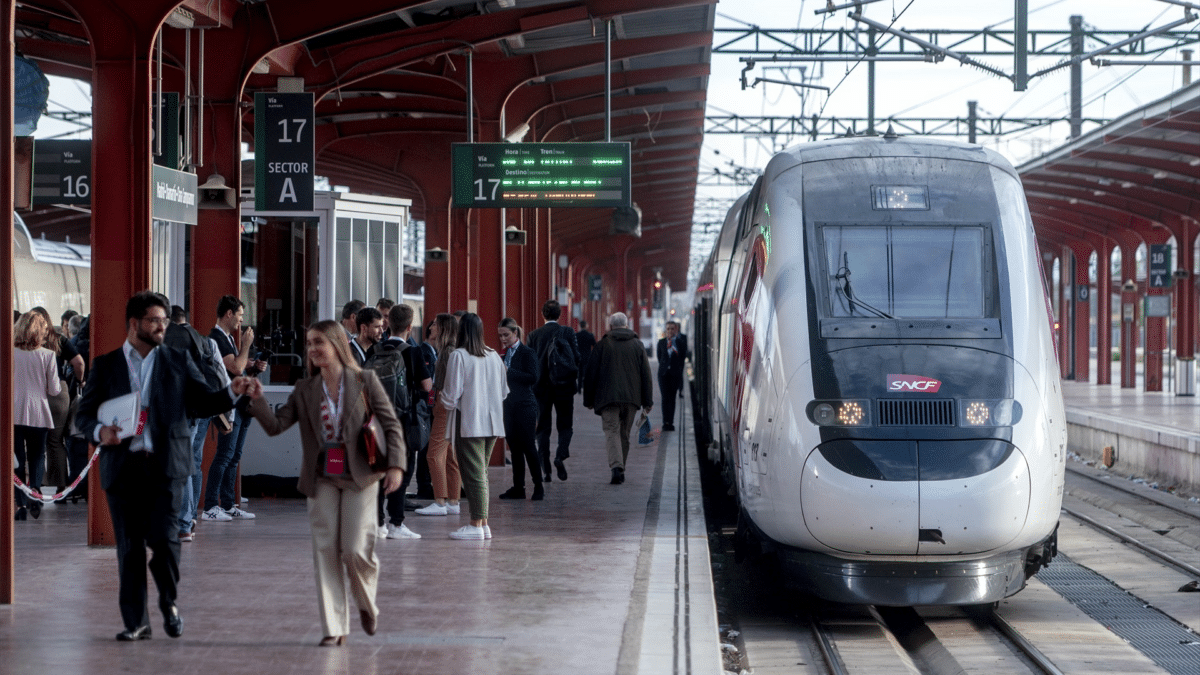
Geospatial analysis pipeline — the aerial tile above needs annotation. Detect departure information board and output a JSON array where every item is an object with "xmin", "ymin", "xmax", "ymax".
[{"xmin": 452, "ymin": 142, "xmax": 631, "ymax": 208}]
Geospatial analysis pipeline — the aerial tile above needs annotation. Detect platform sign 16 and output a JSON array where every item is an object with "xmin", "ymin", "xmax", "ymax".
[
  {"xmin": 254, "ymin": 92, "xmax": 314, "ymax": 211},
  {"xmin": 451, "ymin": 142, "xmax": 631, "ymax": 208},
  {"xmin": 1148, "ymin": 244, "xmax": 1172, "ymax": 289},
  {"xmin": 32, "ymin": 139, "xmax": 91, "ymax": 205}
]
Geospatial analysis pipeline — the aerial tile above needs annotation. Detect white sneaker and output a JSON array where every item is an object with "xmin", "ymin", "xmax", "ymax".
[
  {"xmin": 377, "ymin": 525, "xmax": 388, "ymax": 538},
  {"xmin": 202, "ymin": 506, "xmax": 232, "ymax": 521},
  {"xmin": 415, "ymin": 503, "xmax": 448, "ymax": 516},
  {"xmin": 483, "ymin": 525, "xmax": 492, "ymax": 539},
  {"xmin": 225, "ymin": 506, "xmax": 255, "ymax": 519},
  {"xmin": 240, "ymin": 496, "xmax": 249, "ymax": 504},
  {"xmin": 446, "ymin": 503, "xmax": 462, "ymax": 515},
  {"xmin": 448, "ymin": 525, "xmax": 485, "ymax": 540},
  {"xmin": 387, "ymin": 523, "xmax": 421, "ymax": 539}
]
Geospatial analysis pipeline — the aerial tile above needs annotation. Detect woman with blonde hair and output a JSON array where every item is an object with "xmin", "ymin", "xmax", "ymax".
[
  {"xmin": 440, "ymin": 312, "xmax": 507, "ymax": 540},
  {"xmin": 414, "ymin": 313, "xmax": 463, "ymax": 516},
  {"xmin": 245, "ymin": 319, "xmax": 405, "ymax": 646},
  {"xmin": 12, "ymin": 311, "xmax": 61, "ymax": 520}
]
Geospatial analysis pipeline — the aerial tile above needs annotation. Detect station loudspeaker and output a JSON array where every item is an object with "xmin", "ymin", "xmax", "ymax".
[
  {"xmin": 610, "ymin": 203, "xmax": 642, "ymax": 237},
  {"xmin": 504, "ymin": 227, "xmax": 527, "ymax": 245},
  {"xmin": 198, "ymin": 173, "xmax": 237, "ymax": 209},
  {"xmin": 426, "ymin": 247, "xmax": 449, "ymax": 263}
]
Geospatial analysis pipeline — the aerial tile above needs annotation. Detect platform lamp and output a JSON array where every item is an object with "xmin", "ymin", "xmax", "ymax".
[
  {"xmin": 1121, "ymin": 279, "xmax": 1137, "ymax": 293},
  {"xmin": 198, "ymin": 173, "xmax": 237, "ymax": 209}
]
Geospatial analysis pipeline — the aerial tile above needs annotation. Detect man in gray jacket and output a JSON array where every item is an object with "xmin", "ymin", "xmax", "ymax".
[{"xmin": 582, "ymin": 312, "xmax": 653, "ymax": 485}]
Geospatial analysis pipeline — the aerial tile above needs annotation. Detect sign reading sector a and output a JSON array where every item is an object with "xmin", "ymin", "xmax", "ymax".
[
  {"xmin": 452, "ymin": 142, "xmax": 631, "ymax": 208},
  {"xmin": 1148, "ymin": 243, "xmax": 1172, "ymax": 289},
  {"xmin": 255, "ymin": 92, "xmax": 314, "ymax": 211}
]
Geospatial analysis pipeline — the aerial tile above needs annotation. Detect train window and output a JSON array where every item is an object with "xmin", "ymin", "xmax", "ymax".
[
  {"xmin": 742, "ymin": 254, "xmax": 759, "ymax": 307},
  {"xmin": 821, "ymin": 225, "xmax": 990, "ymax": 319}
]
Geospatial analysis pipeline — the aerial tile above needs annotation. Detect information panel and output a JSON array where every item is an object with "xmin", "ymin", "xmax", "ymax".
[
  {"xmin": 32, "ymin": 139, "xmax": 90, "ymax": 205},
  {"xmin": 255, "ymin": 92, "xmax": 315, "ymax": 211},
  {"xmin": 1148, "ymin": 243, "xmax": 1172, "ymax": 289},
  {"xmin": 452, "ymin": 142, "xmax": 631, "ymax": 208}
]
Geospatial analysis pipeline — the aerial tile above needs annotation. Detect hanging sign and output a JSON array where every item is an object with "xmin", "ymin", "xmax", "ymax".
[
  {"xmin": 151, "ymin": 165, "xmax": 198, "ymax": 225},
  {"xmin": 1148, "ymin": 244, "xmax": 1171, "ymax": 289},
  {"xmin": 452, "ymin": 142, "xmax": 631, "ymax": 208},
  {"xmin": 32, "ymin": 139, "xmax": 91, "ymax": 205},
  {"xmin": 255, "ymin": 92, "xmax": 314, "ymax": 211}
]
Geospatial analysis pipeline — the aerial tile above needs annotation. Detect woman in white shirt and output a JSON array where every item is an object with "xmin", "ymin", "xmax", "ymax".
[
  {"xmin": 12, "ymin": 311, "xmax": 61, "ymax": 520},
  {"xmin": 439, "ymin": 312, "xmax": 507, "ymax": 540}
]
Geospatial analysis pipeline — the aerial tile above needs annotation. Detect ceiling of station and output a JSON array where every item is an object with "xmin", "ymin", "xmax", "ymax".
[
  {"xmin": 14, "ymin": 0, "xmax": 717, "ymax": 289},
  {"xmin": 1018, "ymin": 81, "xmax": 1200, "ymax": 263}
]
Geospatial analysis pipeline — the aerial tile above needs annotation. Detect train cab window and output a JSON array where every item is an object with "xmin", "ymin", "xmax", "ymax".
[{"xmin": 820, "ymin": 225, "xmax": 991, "ymax": 319}]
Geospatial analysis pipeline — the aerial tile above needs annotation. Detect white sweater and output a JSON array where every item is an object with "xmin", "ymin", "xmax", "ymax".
[
  {"xmin": 439, "ymin": 348, "xmax": 508, "ymax": 439},
  {"xmin": 12, "ymin": 347, "xmax": 61, "ymax": 428}
]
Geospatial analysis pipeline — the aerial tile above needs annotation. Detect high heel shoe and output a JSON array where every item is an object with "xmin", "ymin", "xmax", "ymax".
[
  {"xmin": 29, "ymin": 501, "xmax": 41, "ymax": 519},
  {"xmin": 318, "ymin": 635, "xmax": 346, "ymax": 647}
]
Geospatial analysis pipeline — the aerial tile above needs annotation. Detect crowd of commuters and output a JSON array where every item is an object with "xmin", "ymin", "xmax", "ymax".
[{"xmin": 13, "ymin": 289, "xmax": 688, "ymax": 645}]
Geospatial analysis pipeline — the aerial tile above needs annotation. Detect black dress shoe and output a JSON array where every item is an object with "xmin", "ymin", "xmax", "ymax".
[
  {"xmin": 544, "ymin": 473, "xmax": 553, "ymax": 483},
  {"xmin": 29, "ymin": 501, "xmax": 42, "ymax": 519},
  {"xmin": 116, "ymin": 625, "xmax": 152, "ymax": 641},
  {"xmin": 611, "ymin": 467, "xmax": 625, "ymax": 485},
  {"xmin": 14, "ymin": 507, "xmax": 26, "ymax": 521},
  {"xmin": 531, "ymin": 486, "xmax": 544, "ymax": 501},
  {"xmin": 498, "ymin": 486, "xmax": 526, "ymax": 500},
  {"xmin": 162, "ymin": 604, "xmax": 183, "ymax": 638},
  {"xmin": 554, "ymin": 458, "xmax": 568, "ymax": 481}
]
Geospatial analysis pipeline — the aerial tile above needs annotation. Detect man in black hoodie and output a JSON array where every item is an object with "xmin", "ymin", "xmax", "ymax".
[{"xmin": 582, "ymin": 312, "xmax": 653, "ymax": 485}]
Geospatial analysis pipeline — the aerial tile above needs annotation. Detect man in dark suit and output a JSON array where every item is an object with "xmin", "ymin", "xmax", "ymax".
[
  {"xmin": 575, "ymin": 320, "xmax": 596, "ymax": 392},
  {"xmin": 526, "ymin": 300, "xmax": 581, "ymax": 482},
  {"xmin": 75, "ymin": 292, "xmax": 250, "ymax": 641},
  {"xmin": 655, "ymin": 321, "xmax": 688, "ymax": 431}
]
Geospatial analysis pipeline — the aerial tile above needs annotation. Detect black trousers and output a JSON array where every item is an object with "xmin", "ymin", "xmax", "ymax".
[
  {"xmin": 505, "ymin": 400, "xmax": 541, "ymax": 490},
  {"xmin": 535, "ymin": 386, "xmax": 575, "ymax": 476},
  {"xmin": 380, "ymin": 435, "xmax": 418, "ymax": 526},
  {"xmin": 105, "ymin": 460, "xmax": 184, "ymax": 631},
  {"xmin": 658, "ymin": 374, "xmax": 683, "ymax": 427},
  {"xmin": 13, "ymin": 425, "xmax": 48, "ymax": 508}
]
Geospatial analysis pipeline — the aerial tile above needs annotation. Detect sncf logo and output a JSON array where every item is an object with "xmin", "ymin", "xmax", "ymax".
[{"xmin": 887, "ymin": 374, "xmax": 942, "ymax": 392}]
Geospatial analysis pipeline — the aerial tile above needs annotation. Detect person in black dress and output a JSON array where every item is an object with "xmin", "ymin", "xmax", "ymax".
[{"xmin": 497, "ymin": 318, "xmax": 542, "ymax": 501}]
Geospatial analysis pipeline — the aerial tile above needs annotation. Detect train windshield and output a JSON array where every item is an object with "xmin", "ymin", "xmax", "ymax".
[{"xmin": 821, "ymin": 225, "xmax": 989, "ymax": 319}]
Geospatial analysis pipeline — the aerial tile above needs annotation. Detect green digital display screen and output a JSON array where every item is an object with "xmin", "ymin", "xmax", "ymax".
[{"xmin": 452, "ymin": 142, "xmax": 631, "ymax": 208}]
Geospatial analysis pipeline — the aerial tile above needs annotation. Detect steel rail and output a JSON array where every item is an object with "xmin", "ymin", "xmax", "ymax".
[
  {"xmin": 1065, "ymin": 463, "xmax": 1200, "ymax": 522},
  {"xmin": 988, "ymin": 611, "xmax": 1065, "ymax": 675},
  {"xmin": 1062, "ymin": 507, "xmax": 1200, "ymax": 579},
  {"xmin": 810, "ymin": 615, "xmax": 847, "ymax": 675}
]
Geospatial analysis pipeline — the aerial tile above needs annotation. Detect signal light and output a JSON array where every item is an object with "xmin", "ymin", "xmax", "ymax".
[{"xmin": 653, "ymin": 280, "xmax": 662, "ymax": 289}]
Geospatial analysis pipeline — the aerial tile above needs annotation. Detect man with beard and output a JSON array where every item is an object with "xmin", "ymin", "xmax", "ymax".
[{"xmin": 76, "ymin": 292, "xmax": 253, "ymax": 641}]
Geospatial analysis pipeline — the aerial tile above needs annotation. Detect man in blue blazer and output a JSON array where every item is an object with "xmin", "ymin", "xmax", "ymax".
[{"xmin": 75, "ymin": 292, "xmax": 251, "ymax": 641}]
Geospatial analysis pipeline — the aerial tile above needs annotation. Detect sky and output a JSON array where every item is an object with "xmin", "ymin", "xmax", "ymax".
[
  {"xmin": 26, "ymin": 1, "xmax": 1200, "ymax": 284},
  {"xmin": 686, "ymin": 0, "xmax": 1200, "ymax": 283}
]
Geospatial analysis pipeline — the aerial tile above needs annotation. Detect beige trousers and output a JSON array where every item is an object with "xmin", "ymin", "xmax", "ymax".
[
  {"xmin": 601, "ymin": 403, "xmax": 638, "ymax": 469},
  {"xmin": 307, "ymin": 478, "xmax": 380, "ymax": 637}
]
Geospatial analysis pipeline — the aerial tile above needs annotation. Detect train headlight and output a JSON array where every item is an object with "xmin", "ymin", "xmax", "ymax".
[
  {"xmin": 808, "ymin": 400, "xmax": 871, "ymax": 426},
  {"xmin": 959, "ymin": 399, "xmax": 1022, "ymax": 426}
]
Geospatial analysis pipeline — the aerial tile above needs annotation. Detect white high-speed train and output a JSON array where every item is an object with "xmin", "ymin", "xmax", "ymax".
[
  {"xmin": 692, "ymin": 136, "xmax": 1068, "ymax": 606},
  {"xmin": 11, "ymin": 212, "xmax": 90, "ymax": 320}
]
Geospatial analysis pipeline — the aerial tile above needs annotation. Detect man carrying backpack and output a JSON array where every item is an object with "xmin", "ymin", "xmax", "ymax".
[
  {"xmin": 527, "ymin": 300, "xmax": 581, "ymax": 482},
  {"xmin": 364, "ymin": 304, "xmax": 432, "ymax": 539}
]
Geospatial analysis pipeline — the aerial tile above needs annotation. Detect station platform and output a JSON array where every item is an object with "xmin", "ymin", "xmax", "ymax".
[
  {"xmin": 1062, "ymin": 378, "xmax": 1199, "ymax": 495},
  {"xmin": 1, "ymin": 396, "xmax": 722, "ymax": 675}
]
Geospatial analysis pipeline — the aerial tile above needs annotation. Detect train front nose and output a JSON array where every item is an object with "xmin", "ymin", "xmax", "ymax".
[{"xmin": 799, "ymin": 440, "xmax": 1031, "ymax": 555}]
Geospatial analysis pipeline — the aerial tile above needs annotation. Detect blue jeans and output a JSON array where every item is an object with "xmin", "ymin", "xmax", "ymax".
[
  {"xmin": 204, "ymin": 410, "xmax": 249, "ymax": 511},
  {"xmin": 179, "ymin": 417, "xmax": 210, "ymax": 532}
]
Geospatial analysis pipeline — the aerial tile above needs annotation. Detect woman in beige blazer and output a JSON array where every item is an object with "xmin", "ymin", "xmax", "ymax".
[
  {"xmin": 12, "ymin": 311, "xmax": 61, "ymax": 520},
  {"xmin": 246, "ymin": 320, "xmax": 405, "ymax": 646}
]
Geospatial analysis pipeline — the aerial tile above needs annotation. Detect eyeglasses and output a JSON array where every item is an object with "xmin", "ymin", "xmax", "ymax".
[{"xmin": 141, "ymin": 317, "xmax": 171, "ymax": 326}]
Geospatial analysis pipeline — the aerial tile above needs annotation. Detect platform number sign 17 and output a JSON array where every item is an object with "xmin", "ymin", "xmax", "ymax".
[
  {"xmin": 1148, "ymin": 244, "xmax": 1172, "ymax": 289},
  {"xmin": 255, "ymin": 92, "xmax": 315, "ymax": 211}
]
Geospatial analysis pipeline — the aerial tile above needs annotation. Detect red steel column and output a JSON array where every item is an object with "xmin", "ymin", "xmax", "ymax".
[
  {"xmin": 1071, "ymin": 243, "xmax": 1091, "ymax": 383},
  {"xmin": 1172, "ymin": 223, "xmax": 1196, "ymax": 393},
  {"xmin": 1096, "ymin": 239, "xmax": 1114, "ymax": 385},
  {"xmin": 1, "ymin": 0, "xmax": 15, "ymax": 604},
  {"xmin": 1119, "ymin": 244, "xmax": 1140, "ymax": 388},
  {"xmin": 76, "ymin": 1, "xmax": 173, "ymax": 546}
]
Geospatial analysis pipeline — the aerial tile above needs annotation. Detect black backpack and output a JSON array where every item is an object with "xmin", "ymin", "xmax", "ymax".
[
  {"xmin": 544, "ymin": 328, "xmax": 578, "ymax": 386},
  {"xmin": 364, "ymin": 340, "xmax": 431, "ymax": 451}
]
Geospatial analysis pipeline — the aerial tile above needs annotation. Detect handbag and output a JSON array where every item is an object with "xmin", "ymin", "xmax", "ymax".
[
  {"xmin": 358, "ymin": 383, "xmax": 390, "ymax": 473},
  {"xmin": 637, "ymin": 411, "xmax": 653, "ymax": 445}
]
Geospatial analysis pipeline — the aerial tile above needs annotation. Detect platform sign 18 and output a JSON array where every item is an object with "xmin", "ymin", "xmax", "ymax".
[
  {"xmin": 452, "ymin": 142, "xmax": 631, "ymax": 208},
  {"xmin": 254, "ymin": 92, "xmax": 314, "ymax": 212},
  {"xmin": 1148, "ymin": 244, "xmax": 1172, "ymax": 288},
  {"xmin": 32, "ymin": 139, "xmax": 90, "ymax": 205}
]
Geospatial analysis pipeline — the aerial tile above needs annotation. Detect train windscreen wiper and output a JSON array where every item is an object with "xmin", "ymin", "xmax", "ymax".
[{"xmin": 835, "ymin": 252, "xmax": 893, "ymax": 319}]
